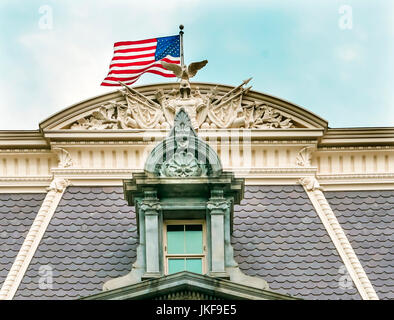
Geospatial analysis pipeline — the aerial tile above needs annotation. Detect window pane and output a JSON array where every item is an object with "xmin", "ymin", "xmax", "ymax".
[
  {"xmin": 186, "ymin": 258, "xmax": 202, "ymax": 274},
  {"xmin": 185, "ymin": 225, "xmax": 202, "ymax": 232},
  {"xmin": 185, "ymin": 225, "xmax": 203, "ymax": 254},
  {"xmin": 167, "ymin": 225, "xmax": 184, "ymax": 232},
  {"xmin": 167, "ymin": 225, "xmax": 184, "ymax": 254},
  {"xmin": 168, "ymin": 258, "xmax": 185, "ymax": 274}
]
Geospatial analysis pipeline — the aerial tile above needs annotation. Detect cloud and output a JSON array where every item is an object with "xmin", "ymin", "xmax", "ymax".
[
  {"xmin": 0, "ymin": 0, "xmax": 202, "ymax": 129},
  {"xmin": 335, "ymin": 44, "xmax": 362, "ymax": 62},
  {"xmin": 0, "ymin": 0, "xmax": 393, "ymax": 129}
]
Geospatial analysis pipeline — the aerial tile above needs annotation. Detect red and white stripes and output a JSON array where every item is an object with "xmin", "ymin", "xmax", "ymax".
[{"xmin": 101, "ymin": 38, "xmax": 179, "ymax": 86}]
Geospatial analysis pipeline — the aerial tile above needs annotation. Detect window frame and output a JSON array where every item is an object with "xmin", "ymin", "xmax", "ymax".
[{"xmin": 163, "ymin": 219, "xmax": 207, "ymax": 275}]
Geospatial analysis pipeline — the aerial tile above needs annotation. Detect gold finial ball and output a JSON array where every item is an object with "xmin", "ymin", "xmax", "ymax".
[{"xmin": 179, "ymin": 25, "xmax": 184, "ymax": 30}]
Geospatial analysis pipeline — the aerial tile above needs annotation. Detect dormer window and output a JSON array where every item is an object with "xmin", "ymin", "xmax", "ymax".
[
  {"xmin": 164, "ymin": 220, "xmax": 206, "ymax": 275},
  {"xmin": 116, "ymin": 109, "xmax": 261, "ymax": 290}
]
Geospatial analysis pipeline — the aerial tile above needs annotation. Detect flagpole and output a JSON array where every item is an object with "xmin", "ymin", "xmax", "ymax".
[{"xmin": 179, "ymin": 24, "xmax": 184, "ymax": 67}]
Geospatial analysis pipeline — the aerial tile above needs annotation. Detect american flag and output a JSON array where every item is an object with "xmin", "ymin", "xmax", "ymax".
[{"xmin": 101, "ymin": 35, "xmax": 180, "ymax": 86}]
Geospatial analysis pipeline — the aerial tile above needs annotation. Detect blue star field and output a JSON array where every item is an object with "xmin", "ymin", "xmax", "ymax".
[{"xmin": 155, "ymin": 35, "xmax": 180, "ymax": 60}]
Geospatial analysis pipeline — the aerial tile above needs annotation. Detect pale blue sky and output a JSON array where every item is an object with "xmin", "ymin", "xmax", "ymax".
[{"xmin": 0, "ymin": 0, "xmax": 393, "ymax": 129}]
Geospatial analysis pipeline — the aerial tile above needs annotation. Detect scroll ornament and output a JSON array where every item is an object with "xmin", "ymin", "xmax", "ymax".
[
  {"xmin": 296, "ymin": 147, "xmax": 314, "ymax": 167},
  {"xmin": 53, "ymin": 147, "xmax": 73, "ymax": 168}
]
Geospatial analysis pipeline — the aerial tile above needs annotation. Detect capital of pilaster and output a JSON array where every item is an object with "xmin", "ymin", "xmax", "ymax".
[
  {"xmin": 139, "ymin": 201, "xmax": 161, "ymax": 215},
  {"xmin": 207, "ymin": 200, "xmax": 230, "ymax": 214}
]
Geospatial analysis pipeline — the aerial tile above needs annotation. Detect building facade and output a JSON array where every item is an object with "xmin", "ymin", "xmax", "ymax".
[{"xmin": 0, "ymin": 80, "xmax": 393, "ymax": 299}]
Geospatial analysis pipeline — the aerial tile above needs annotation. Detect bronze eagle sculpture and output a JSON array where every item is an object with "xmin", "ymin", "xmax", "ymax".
[{"xmin": 161, "ymin": 60, "xmax": 208, "ymax": 98}]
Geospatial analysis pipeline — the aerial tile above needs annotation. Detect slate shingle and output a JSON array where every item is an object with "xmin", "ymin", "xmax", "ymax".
[
  {"xmin": 14, "ymin": 187, "xmax": 137, "ymax": 300},
  {"xmin": 233, "ymin": 185, "xmax": 360, "ymax": 300},
  {"xmin": 0, "ymin": 193, "xmax": 45, "ymax": 288},
  {"xmin": 13, "ymin": 186, "xmax": 364, "ymax": 300},
  {"xmin": 325, "ymin": 190, "xmax": 394, "ymax": 300}
]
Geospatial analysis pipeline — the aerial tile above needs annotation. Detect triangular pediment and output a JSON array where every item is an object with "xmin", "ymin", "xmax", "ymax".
[
  {"xmin": 81, "ymin": 272, "xmax": 297, "ymax": 300},
  {"xmin": 39, "ymin": 82, "xmax": 328, "ymax": 132}
]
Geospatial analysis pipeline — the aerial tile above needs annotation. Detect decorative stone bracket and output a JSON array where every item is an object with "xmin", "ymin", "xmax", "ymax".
[
  {"xmin": 296, "ymin": 146, "xmax": 314, "ymax": 167},
  {"xmin": 53, "ymin": 147, "xmax": 74, "ymax": 169}
]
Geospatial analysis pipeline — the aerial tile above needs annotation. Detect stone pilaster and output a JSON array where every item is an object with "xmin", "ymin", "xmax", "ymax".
[
  {"xmin": 139, "ymin": 190, "xmax": 162, "ymax": 279},
  {"xmin": 206, "ymin": 189, "xmax": 230, "ymax": 278}
]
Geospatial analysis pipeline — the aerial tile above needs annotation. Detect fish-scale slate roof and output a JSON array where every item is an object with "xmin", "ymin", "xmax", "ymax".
[
  {"xmin": 0, "ymin": 193, "xmax": 45, "ymax": 288},
  {"xmin": 14, "ymin": 187, "xmax": 138, "ymax": 300},
  {"xmin": 232, "ymin": 185, "xmax": 360, "ymax": 300},
  {"xmin": 325, "ymin": 190, "xmax": 394, "ymax": 300},
  {"xmin": 11, "ymin": 185, "xmax": 365, "ymax": 299}
]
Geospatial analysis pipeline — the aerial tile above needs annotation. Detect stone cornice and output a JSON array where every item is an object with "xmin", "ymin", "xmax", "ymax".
[
  {"xmin": 318, "ymin": 145, "xmax": 394, "ymax": 151},
  {"xmin": 47, "ymin": 138, "xmax": 319, "ymax": 146},
  {"xmin": 0, "ymin": 176, "xmax": 52, "ymax": 182},
  {"xmin": 320, "ymin": 128, "xmax": 394, "ymax": 147},
  {"xmin": 317, "ymin": 173, "xmax": 394, "ymax": 180},
  {"xmin": 0, "ymin": 131, "xmax": 49, "ymax": 149},
  {"xmin": 2, "ymin": 128, "xmax": 394, "ymax": 149},
  {"xmin": 83, "ymin": 271, "xmax": 298, "ymax": 300},
  {"xmin": 41, "ymin": 128, "xmax": 325, "ymax": 143},
  {"xmin": 0, "ymin": 149, "xmax": 51, "ymax": 153}
]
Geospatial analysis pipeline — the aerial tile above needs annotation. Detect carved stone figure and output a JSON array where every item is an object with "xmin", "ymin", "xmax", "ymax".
[
  {"xmin": 120, "ymin": 83, "xmax": 165, "ymax": 129},
  {"xmin": 70, "ymin": 101, "xmax": 132, "ymax": 130},
  {"xmin": 67, "ymin": 77, "xmax": 296, "ymax": 130}
]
